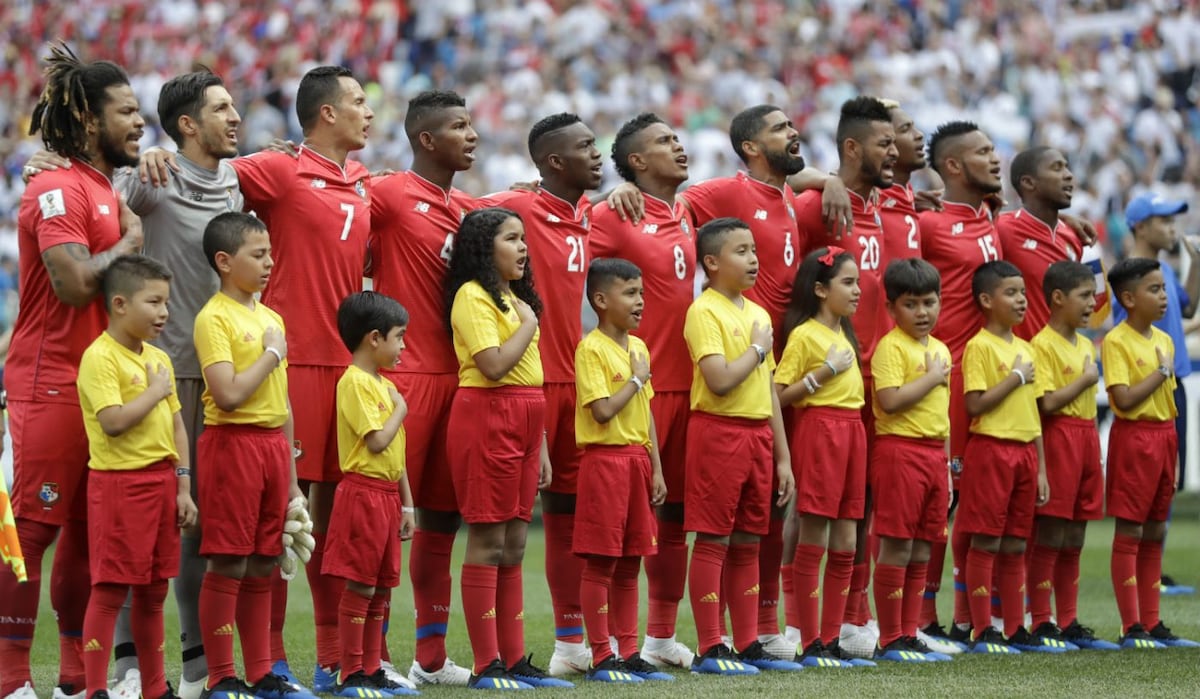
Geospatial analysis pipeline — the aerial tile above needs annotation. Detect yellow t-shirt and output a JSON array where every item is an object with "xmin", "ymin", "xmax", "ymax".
[
  {"xmin": 194, "ymin": 292, "xmax": 289, "ymax": 428},
  {"xmin": 574, "ymin": 330, "xmax": 655, "ymax": 447},
  {"xmin": 336, "ymin": 364, "xmax": 406, "ymax": 482},
  {"xmin": 870, "ymin": 326, "xmax": 951, "ymax": 439},
  {"xmin": 963, "ymin": 328, "xmax": 1043, "ymax": 442},
  {"xmin": 451, "ymin": 281, "xmax": 543, "ymax": 388},
  {"xmin": 683, "ymin": 288, "xmax": 776, "ymax": 420},
  {"xmin": 776, "ymin": 319, "xmax": 864, "ymax": 410},
  {"xmin": 1032, "ymin": 326, "xmax": 1099, "ymax": 420},
  {"xmin": 1101, "ymin": 321, "xmax": 1177, "ymax": 421},
  {"xmin": 77, "ymin": 332, "xmax": 182, "ymax": 471}
]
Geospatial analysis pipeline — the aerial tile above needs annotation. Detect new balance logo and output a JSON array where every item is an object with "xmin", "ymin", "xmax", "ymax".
[
  {"xmin": 951, "ymin": 222, "xmax": 964, "ymax": 235},
  {"xmin": 754, "ymin": 210, "xmax": 767, "ymax": 220},
  {"xmin": 642, "ymin": 224, "xmax": 659, "ymax": 234},
  {"xmin": 482, "ymin": 608, "xmax": 496, "ymax": 619},
  {"xmin": 699, "ymin": 592, "xmax": 720, "ymax": 603},
  {"xmin": 744, "ymin": 584, "xmax": 759, "ymax": 595},
  {"xmin": 1036, "ymin": 580, "xmax": 1053, "ymax": 590},
  {"xmin": 214, "ymin": 623, "xmax": 235, "ymax": 636},
  {"xmin": 971, "ymin": 586, "xmax": 990, "ymax": 597},
  {"xmin": 415, "ymin": 202, "xmax": 431, "ymax": 213},
  {"xmin": 887, "ymin": 588, "xmax": 904, "ymax": 600},
  {"xmin": 1022, "ymin": 238, "xmax": 1038, "ymax": 250},
  {"xmin": 547, "ymin": 214, "xmax": 562, "ymax": 223},
  {"xmin": 84, "ymin": 638, "xmax": 103, "ymax": 652},
  {"xmin": 1123, "ymin": 576, "xmax": 1137, "ymax": 587}
]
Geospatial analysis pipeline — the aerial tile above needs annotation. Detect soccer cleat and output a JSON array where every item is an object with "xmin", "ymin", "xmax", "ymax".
[
  {"xmin": 948, "ymin": 623, "xmax": 973, "ymax": 646},
  {"xmin": 1060, "ymin": 620, "xmax": 1120, "ymax": 651},
  {"xmin": 874, "ymin": 639, "xmax": 931, "ymax": 663},
  {"xmin": 53, "ymin": 686, "xmax": 85, "ymax": 699},
  {"xmin": 199, "ymin": 677, "xmax": 255, "ymax": 699},
  {"xmin": 619, "ymin": 654, "xmax": 674, "ymax": 681},
  {"xmin": 247, "ymin": 673, "xmax": 319, "ymax": 699},
  {"xmin": 179, "ymin": 676, "xmax": 208, "ymax": 699},
  {"xmin": 916, "ymin": 629, "xmax": 963, "ymax": 655},
  {"xmin": 367, "ymin": 669, "xmax": 420, "ymax": 696},
  {"xmin": 640, "ymin": 635, "xmax": 695, "ymax": 668},
  {"xmin": 109, "ymin": 668, "xmax": 141, "ymax": 699},
  {"xmin": 86, "ymin": 692, "xmax": 109, "ymax": 699},
  {"xmin": 584, "ymin": 656, "xmax": 643, "ymax": 684},
  {"xmin": 794, "ymin": 640, "xmax": 851, "ymax": 669},
  {"xmin": 736, "ymin": 640, "xmax": 804, "ymax": 672},
  {"xmin": 1008, "ymin": 627, "xmax": 1068, "ymax": 654},
  {"xmin": 467, "ymin": 660, "xmax": 532, "ymax": 691},
  {"xmin": 690, "ymin": 644, "xmax": 760, "ymax": 676},
  {"xmin": 546, "ymin": 640, "xmax": 591, "ymax": 676},
  {"xmin": 838, "ymin": 622, "xmax": 879, "ymax": 659},
  {"xmin": 147, "ymin": 685, "xmax": 183, "ymax": 699},
  {"xmin": 1159, "ymin": 574, "xmax": 1195, "ymax": 596},
  {"xmin": 507, "ymin": 655, "xmax": 575, "ymax": 688},
  {"xmin": 376, "ymin": 664, "xmax": 417, "ymax": 693},
  {"xmin": 332, "ymin": 671, "xmax": 387, "ymax": 698},
  {"xmin": 968, "ymin": 627, "xmax": 1020, "ymax": 655},
  {"xmin": 269, "ymin": 663, "xmax": 309, "ymax": 694},
  {"xmin": 1031, "ymin": 622, "xmax": 1080, "ymax": 651},
  {"xmin": 406, "ymin": 659, "xmax": 471, "ymax": 687},
  {"xmin": 4, "ymin": 682, "xmax": 38, "ymax": 699},
  {"xmin": 312, "ymin": 666, "xmax": 338, "ymax": 695},
  {"xmin": 827, "ymin": 640, "xmax": 877, "ymax": 667},
  {"xmin": 1147, "ymin": 621, "xmax": 1200, "ymax": 648},
  {"xmin": 904, "ymin": 636, "xmax": 952, "ymax": 662},
  {"xmin": 757, "ymin": 633, "xmax": 797, "ymax": 660},
  {"xmin": 1120, "ymin": 624, "xmax": 1166, "ymax": 649}
]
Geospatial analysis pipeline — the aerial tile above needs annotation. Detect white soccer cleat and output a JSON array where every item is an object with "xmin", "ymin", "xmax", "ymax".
[
  {"xmin": 379, "ymin": 661, "xmax": 418, "ymax": 691},
  {"xmin": 407, "ymin": 658, "xmax": 471, "ymax": 686},
  {"xmin": 784, "ymin": 626, "xmax": 802, "ymax": 646},
  {"xmin": 839, "ymin": 622, "xmax": 880, "ymax": 659},
  {"xmin": 108, "ymin": 668, "xmax": 141, "ymax": 699},
  {"xmin": 639, "ymin": 635, "xmax": 695, "ymax": 668},
  {"xmin": 609, "ymin": 635, "xmax": 619, "ymax": 657},
  {"xmin": 178, "ymin": 674, "xmax": 208, "ymax": 699},
  {"xmin": 916, "ymin": 629, "xmax": 964, "ymax": 655},
  {"xmin": 52, "ymin": 687, "xmax": 85, "ymax": 699},
  {"xmin": 758, "ymin": 633, "xmax": 797, "ymax": 659},
  {"xmin": 547, "ymin": 640, "xmax": 592, "ymax": 676},
  {"xmin": 5, "ymin": 683, "xmax": 38, "ymax": 699}
]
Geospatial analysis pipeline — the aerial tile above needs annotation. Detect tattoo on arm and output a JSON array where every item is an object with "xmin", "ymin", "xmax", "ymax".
[{"xmin": 41, "ymin": 242, "xmax": 124, "ymax": 303}]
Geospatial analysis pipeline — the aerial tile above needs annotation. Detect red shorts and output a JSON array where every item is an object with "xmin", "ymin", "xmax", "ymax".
[
  {"xmin": 322, "ymin": 473, "xmax": 402, "ymax": 587},
  {"xmin": 870, "ymin": 435, "xmax": 949, "ymax": 542},
  {"xmin": 385, "ymin": 371, "xmax": 457, "ymax": 512},
  {"xmin": 289, "ymin": 364, "xmax": 344, "ymax": 483},
  {"xmin": 949, "ymin": 369, "xmax": 969, "ymax": 470},
  {"xmin": 543, "ymin": 382, "xmax": 583, "ymax": 495},
  {"xmin": 649, "ymin": 391, "xmax": 689, "ymax": 504},
  {"xmin": 197, "ymin": 425, "xmax": 290, "ymax": 557},
  {"xmin": 683, "ymin": 412, "xmax": 772, "ymax": 536},
  {"xmin": 87, "ymin": 461, "xmax": 180, "ymax": 585},
  {"xmin": 448, "ymin": 386, "xmax": 545, "ymax": 524},
  {"xmin": 956, "ymin": 435, "xmax": 1038, "ymax": 538},
  {"xmin": 573, "ymin": 445, "xmax": 658, "ymax": 557},
  {"xmin": 8, "ymin": 399, "xmax": 90, "ymax": 525},
  {"xmin": 1041, "ymin": 416, "xmax": 1103, "ymax": 521},
  {"xmin": 791, "ymin": 407, "xmax": 867, "ymax": 520},
  {"xmin": 1106, "ymin": 418, "xmax": 1177, "ymax": 523}
]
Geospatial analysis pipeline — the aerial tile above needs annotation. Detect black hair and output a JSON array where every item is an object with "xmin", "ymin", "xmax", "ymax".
[
  {"xmin": 836, "ymin": 96, "xmax": 893, "ymax": 159},
  {"xmin": 203, "ymin": 212, "xmax": 267, "ymax": 273},
  {"xmin": 1008, "ymin": 146, "xmax": 1055, "ymax": 199},
  {"xmin": 883, "ymin": 258, "xmax": 942, "ymax": 302},
  {"xmin": 971, "ymin": 260, "xmax": 1024, "ymax": 309},
  {"xmin": 612, "ymin": 112, "xmax": 667, "ymax": 183},
  {"xmin": 926, "ymin": 120, "xmax": 981, "ymax": 175},
  {"xmin": 696, "ymin": 217, "xmax": 750, "ymax": 277},
  {"xmin": 1042, "ymin": 260, "xmax": 1095, "ymax": 305},
  {"xmin": 586, "ymin": 258, "xmax": 642, "ymax": 311},
  {"xmin": 783, "ymin": 247, "xmax": 860, "ymax": 357},
  {"xmin": 157, "ymin": 69, "xmax": 224, "ymax": 147},
  {"xmin": 296, "ymin": 65, "xmax": 354, "ymax": 133},
  {"xmin": 102, "ymin": 254, "xmax": 172, "ymax": 313},
  {"xmin": 443, "ymin": 207, "xmax": 543, "ymax": 336},
  {"xmin": 337, "ymin": 291, "xmax": 409, "ymax": 353},
  {"xmin": 1107, "ymin": 257, "xmax": 1162, "ymax": 305},
  {"xmin": 404, "ymin": 89, "xmax": 466, "ymax": 143},
  {"xmin": 528, "ymin": 112, "xmax": 582, "ymax": 162},
  {"xmin": 729, "ymin": 105, "xmax": 781, "ymax": 165},
  {"xmin": 29, "ymin": 42, "xmax": 131, "ymax": 159}
]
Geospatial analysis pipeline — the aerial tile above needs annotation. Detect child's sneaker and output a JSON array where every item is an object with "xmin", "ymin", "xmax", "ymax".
[
  {"xmin": 793, "ymin": 640, "xmax": 850, "ymax": 668},
  {"xmin": 690, "ymin": 644, "xmax": 760, "ymax": 675},
  {"xmin": 199, "ymin": 678, "xmax": 254, "ymax": 699},
  {"xmin": 507, "ymin": 655, "xmax": 575, "ymax": 688},
  {"xmin": 1147, "ymin": 621, "xmax": 1200, "ymax": 648},
  {"xmin": 838, "ymin": 623, "xmax": 879, "ymax": 660},
  {"xmin": 406, "ymin": 659, "xmax": 471, "ymax": 687},
  {"xmin": 756, "ymin": 633, "xmax": 796, "ymax": 660},
  {"xmin": 904, "ymin": 636, "xmax": 953, "ymax": 662},
  {"xmin": 109, "ymin": 669, "xmax": 141, "ymax": 699},
  {"xmin": 332, "ymin": 671, "xmax": 386, "ymax": 698},
  {"xmin": 467, "ymin": 660, "xmax": 531, "ymax": 691},
  {"xmin": 583, "ymin": 656, "xmax": 642, "ymax": 684},
  {"xmin": 53, "ymin": 686, "xmax": 85, "ymax": 699},
  {"xmin": 1060, "ymin": 620, "xmax": 1120, "ymax": 650},
  {"xmin": 248, "ymin": 673, "xmax": 319, "ymax": 699},
  {"xmin": 546, "ymin": 640, "xmax": 591, "ymax": 676},
  {"xmin": 312, "ymin": 666, "xmax": 338, "ymax": 695},
  {"xmin": 1031, "ymin": 622, "xmax": 1079, "ymax": 651},
  {"xmin": 367, "ymin": 669, "xmax": 420, "ymax": 696},
  {"xmin": 619, "ymin": 654, "xmax": 674, "ymax": 681},
  {"xmin": 736, "ymin": 640, "xmax": 805, "ymax": 672},
  {"xmin": 1119, "ymin": 623, "xmax": 1167, "ymax": 650},
  {"xmin": 4, "ymin": 683, "xmax": 38, "ymax": 699},
  {"xmin": 1008, "ymin": 626, "xmax": 1068, "ymax": 653},
  {"xmin": 968, "ymin": 627, "xmax": 1020, "ymax": 654},
  {"xmin": 639, "ymin": 635, "xmax": 695, "ymax": 668}
]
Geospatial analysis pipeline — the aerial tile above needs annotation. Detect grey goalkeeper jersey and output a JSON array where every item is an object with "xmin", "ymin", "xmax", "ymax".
[{"xmin": 116, "ymin": 154, "xmax": 243, "ymax": 378}]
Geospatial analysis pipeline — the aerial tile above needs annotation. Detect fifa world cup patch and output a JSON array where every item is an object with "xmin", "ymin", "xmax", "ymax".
[
  {"xmin": 39, "ymin": 482, "xmax": 60, "ymax": 507},
  {"xmin": 39, "ymin": 189, "xmax": 67, "ymax": 219}
]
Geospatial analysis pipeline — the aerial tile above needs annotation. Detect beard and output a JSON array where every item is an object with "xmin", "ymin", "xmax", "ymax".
[
  {"xmin": 864, "ymin": 159, "xmax": 894, "ymax": 188},
  {"xmin": 98, "ymin": 128, "xmax": 140, "ymax": 169},
  {"xmin": 965, "ymin": 167, "xmax": 1003, "ymax": 196},
  {"xmin": 764, "ymin": 146, "xmax": 805, "ymax": 177}
]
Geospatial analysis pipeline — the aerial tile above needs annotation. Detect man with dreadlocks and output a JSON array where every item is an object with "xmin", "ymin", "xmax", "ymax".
[{"xmin": 0, "ymin": 44, "xmax": 146, "ymax": 699}]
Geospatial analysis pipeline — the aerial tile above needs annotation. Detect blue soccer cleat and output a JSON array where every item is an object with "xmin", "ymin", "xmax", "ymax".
[
  {"xmin": 904, "ymin": 637, "xmax": 953, "ymax": 662},
  {"xmin": 736, "ymin": 641, "xmax": 804, "ymax": 672},
  {"xmin": 268, "ymin": 663, "xmax": 308, "ymax": 694},
  {"xmin": 619, "ymin": 654, "xmax": 673, "ymax": 681},
  {"xmin": 312, "ymin": 666, "xmax": 338, "ymax": 695},
  {"xmin": 366, "ymin": 670, "xmax": 419, "ymax": 696},
  {"xmin": 331, "ymin": 672, "xmax": 387, "ymax": 699},
  {"xmin": 968, "ymin": 627, "xmax": 1021, "ymax": 655},
  {"xmin": 826, "ymin": 640, "xmax": 877, "ymax": 667},
  {"xmin": 690, "ymin": 645, "xmax": 760, "ymax": 676},
  {"xmin": 1009, "ymin": 627, "xmax": 1069, "ymax": 654},
  {"xmin": 874, "ymin": 639, "xmax": 931, "ymax": 663},
  {"xmin": 794, "ymin": 640, "xmax": 851, "ymax": 669},
  {"xmin": 467, "ymin": 661, "xmax": 532, "ymax": 691},
  {"xmin": 506, "ymin": 656, "xmax": 575, "ymax": 688},
  {"xmin": 1120, "ymin": 624, "xmax": 1167, "ymax": 650},
  {"xmin": 583, "ymin": 657, "xmax": 642, "ymax": 684},
  {"xmin": 246, "ymin": 674, "xmax": 318, "ymax": 699},
  {"xmin": 1060, "ymin": 621, "xmax": 1120, "ymax": 650},
  {"xmin": 199, "ymin": 678, "xmax": 255, "ymax": 699},
  {"xmin": 1148, "ymin": 622, "xmax": 1200, "ymax": 648}
]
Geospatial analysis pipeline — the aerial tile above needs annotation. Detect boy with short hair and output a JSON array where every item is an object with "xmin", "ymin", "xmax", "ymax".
[
  {"xmin": 573, "ymin": 258, "xmax": 670, "ymax": 684},
  {"xmin": 193, "ymin": 212, "xmax": 311, "ymax": 699},
  {"xmin": 957, "ymin": 260, "xmax": 1049, "ymax": 655},
  {"xmin": 1102, "ymin": 258, "xmax": 1200, "ymax": 648},
  {"xmin": 1027, "ymin": 261, "xmax": 1119, "ymax": 650},
  {"xmin": 78, "ymin": 255, "xmax": 198, "ymax": 699},
  {"xmin": 324, "ymin": 291, "xmax": 417, "ymax": 696},
  {"xmin": 869, "ymin": 258, "xmax": 953, "ymax": 662},
  {"xmin": 682, "ymin": 218, "xmax": 796, "ymax": 676}
]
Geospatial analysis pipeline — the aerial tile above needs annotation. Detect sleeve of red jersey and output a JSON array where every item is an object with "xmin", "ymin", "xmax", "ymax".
[
  {"xmin": 474, "ymin": 189, "xmax": 525, "ymax": 211},
  {"xmin": 587, "ymin": 205, "xmax": 626, "ymax": 258},
  {"xmin": 917, "ymin": 211, "xmax": 938, "ymax": 257},
  {"xmin": 792, "ymin": 190, "xmax": 829, "ymax": 257},
  {"xmin": 678, "ymin": 179, "xmax": 730, "ymax": 226},
  {"xmin": 229, "ymin": 152, "xmax": 289, "ymax": 209},
  {"xmin": 29, "ymin": 177, "xmax": 94, "ymax": 253}
]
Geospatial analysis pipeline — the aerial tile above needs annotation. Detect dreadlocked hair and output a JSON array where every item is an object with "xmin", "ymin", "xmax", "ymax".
[
  {"xmin": 443, "ymin": 207, "xmax": 543, "ymax": 338},
  {"xmin": 29, "ymin": 42, "xmax": 130, "ymax": 159}
]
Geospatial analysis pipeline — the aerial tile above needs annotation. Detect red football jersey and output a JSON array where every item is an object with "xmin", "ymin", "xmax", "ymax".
[
  {"xmin": 477, "ymin": 187, "xmax": 591, "ymax": 384},
  {"xmin": 8, "ymin": 160, "xmax": 122, "ymax": 404},
  {"xmin": 370, "ymin": 171, "xmax": 478, "ymax": 374},
  {"xmin": 590, "ymin": 194, "xmax": 697, "ymax": 392},
  {"xmin": 879, "ymin": 183, "xmax": 922, "ymax": 262},
  {"xmin": 681, "ymin": 172, "xmax": 804, "ymax": 334},
  {"xmin": 996, "ymin": 209, "xmax": 1084, "ymax": 340},
  {"xmin": 232, "ymin": 148, "xmax": 372, "ymax": 367},
  {"xmin": 794, "ymin": 188, "xmax": 888, "ymax": 369},
  {"xmin": 919, "ymin": 200, "xmax": 1002, "ymax": 358}
]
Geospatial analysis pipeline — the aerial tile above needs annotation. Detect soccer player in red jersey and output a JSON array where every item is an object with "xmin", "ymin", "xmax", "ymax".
[
  {"xmin": 916, "ymin": 121, "xmax": 1004, "ymax": 643},
  {"xmin": 227, "ymin": 66, "xmax": 374, "ymax": 689},
  {"xmin": 0, "ymin": 45, "xmax": 146, "ymax": 699},
  {"xmin": 368, "ymin": 90, "xmax": 479, "ymax": 687},
  {"xmin": 590, "ymin": 113, "xmax": 697, "ymax": 668},
  {"xmin": 877, "ymin": 100, "xmax": 928, "ymax": 263},
  {"xmin": 477, "ymin": 113, "xmax": 602, "ymax": 675}
]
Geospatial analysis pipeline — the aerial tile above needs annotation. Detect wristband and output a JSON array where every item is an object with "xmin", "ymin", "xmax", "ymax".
[
  {"xmin": 630, "ymin": 375, "xmax": 645, "ymax": 392},
  {"xmin": 750, "ymin": 343, "xmax": 767, "ymax": 365},
  {"xmin": 1011, "ymin": 368, "xmax": 1026, "ymax": 385},
  {"xmin": 402, "ymin": 506, "xmax": 415, "ymax": 514},
  {"xmin": 1158, "ymin": 365, "xmax": 1172, "ymax": 378},
  {"xmin": 176, "ymin": 467, "xmax": 191, "ymax": 478},
  {"xmin": 265, "ymin": 347, "xmax": 283, "ymax": 365},
  {"xmin": 823, "ymin": 359, "xmax": 838, "ymax": 376}
]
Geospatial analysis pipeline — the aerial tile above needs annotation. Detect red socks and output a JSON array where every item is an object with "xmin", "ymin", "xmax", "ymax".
[
  {"xmin": 902, "ymin": 562, "xmax": 928, "ymax": 638},
  {"xmin": 756, "ymin": 519, "xmax": 784, "ymax": 636},
  {"xmin": 461, "ymin": 564, "xmax": 499, "ymax": 674},
  {"xmin": 645, "ymin": 518, "xmax": 687, "ymax": 639},
  {"xmin": 83, "ymin": 583, "xmax": 127, "ymax": 695},
  {"xmin": 1111, "ymin": 534, "xmax": 1140, "ymax": 633},
  {"xmin": 1026, "ymin": 543, "xmax": 1058, "ymax": 628},
  {"xmin": 542, "ymin": 513, "xmax": 584, "ymax": 644},
  {"xmin": 951, "ymin": 527, "xmax": 971, "ymax": 624},
  {"xmin": 791, "ymin": 543, "xmax": 824, "ymax": 647},
  {"xmin": 52, "ymin": 518, "xmax": 91, "ymax": 689},
  {"xmin": 611, "ymin": 558, "xmax": 641, "ymax": 660},
  {"xmin": 306, "ymin": 533, "xmax": 345, "ymax": 670},
  {"xmin": 580, "ymin": 557, "xmax": 617, "ymax": 663},
  {"xmin": 237, "ymin": 576, "xmax": 272, "ymax": 684},
  {"xmin": 363, "ymin": 592, "xmax": 388, "ymax": 676},
  {"xmin": 819, "ymin": 550, "xmax": 854, "ymax": 645},
  {"xmin": 411, "ymin": 529, "xmax": 455, "ymax": 671},
  {"xmin": 726, "ymin": 543, "xmax": 760, "ymax": 652},
  {"xmin": 270, "ymin": 573, "xmax": 288, "ymax": 662},
  {"xmin": 338, "ymin": 590, "xmax": 371, "ymax": 678},
  {"xmin": 920, "ymin": 539, "xmax": 946, "ymax": 627},
  {"xmin": 200, "ymin": 572, "xmax": 241, "ymax": 686},
  {"xmin": 131, "ymin": 581, "xmax": 169, "ymax": 699},
  {"xmin": 0, "ymin": 518, "xmax": 57, "ymax": 696},
  {"xmin": 1136, "ymin": 539, "xmax": 1163, "ymax": 631},
  {"xmin": 497, "ymin": 565, "xmax": 525, "ymax": 668},
  {"xmin": 997, "ymin": 552, "xmax": 1025, "ymax": 637},
  {"xmin": 844, "ymin": 560, "xmax": 871, "ymax": 626},
  {"xmin": 781, "ymin": 563, "xmax": 799, "ymax": 631},
  {"xmin": 966, "ymin": 547, "xmax": 996, "ymax": 636},
  {"xmin": 1054, "ymin": 546, "xmax": 1082, "ymax": 627},
  {"xmin": 688, "ymin": 540, "xmax": 726, "ymax": 655},
  {"xmin": 873, "ymin": 564, "xmax": 906, "ymax": 647}
]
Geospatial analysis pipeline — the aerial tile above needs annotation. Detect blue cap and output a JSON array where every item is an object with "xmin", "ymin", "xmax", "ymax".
[{"xmin": 1126, "ymin": 193, "xmax": 1188, "ymax": 228}]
